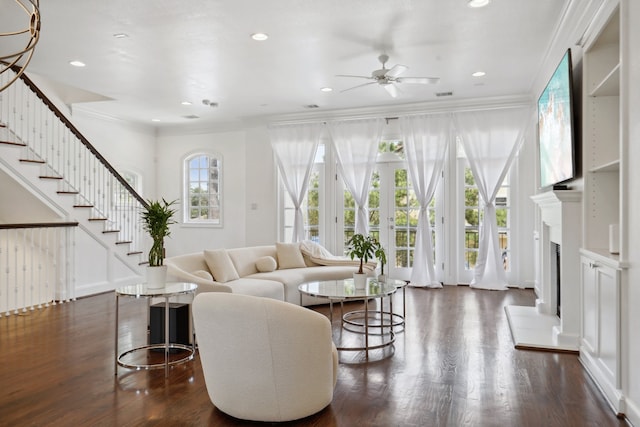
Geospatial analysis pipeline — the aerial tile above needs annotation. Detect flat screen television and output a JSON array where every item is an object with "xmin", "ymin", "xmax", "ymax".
[{"xmin": 538, "ymin": 49, "xmax": 576, "ymax": 189}]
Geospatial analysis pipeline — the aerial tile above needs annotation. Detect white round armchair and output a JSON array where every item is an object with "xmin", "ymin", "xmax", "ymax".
[{"xmin": 192, "ymin": 292, "xmax": 338, "ymax": 422}]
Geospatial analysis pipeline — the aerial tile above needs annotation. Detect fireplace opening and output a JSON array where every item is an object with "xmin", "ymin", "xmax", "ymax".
[{"xmin": 552, "ymin": 242, "xmax": 561, "ymax": 318}]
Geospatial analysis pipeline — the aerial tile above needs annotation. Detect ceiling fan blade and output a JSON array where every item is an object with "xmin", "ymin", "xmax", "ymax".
[
  {"xmin": 383, "ymin": 83, "xmax": 399, "ymax": 98},
  {"xmin": 336, "ymin": 74, "xmax": 373, "ymax": 80},
  {"xmin": 340, "ymin": 81, "xmax": 377, "ymax": 93},
  {"xmin": 385, "ymin": 64, "xmax": 408, "ymax": 78},
  {"xmin": 396, "ymin": 76, "xmax": 440, "ymax": 84}
]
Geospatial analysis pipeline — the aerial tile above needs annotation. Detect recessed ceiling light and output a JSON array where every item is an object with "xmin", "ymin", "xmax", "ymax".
[
  {"xmin": 472, "ymin": 71, "xmax": 486, "ymax": 77},
  {"xmin": 113, "ymin": 33, "xmax": 128, "ymax": 39},
  {"xmin": 468, "ymin": 0, "xmax": 490, "ymax": 7},
  {"xmin": 251, "ymin": 33, "xmax": 269, "ymax": 41},
  {"xmin": 151, "ymin": 118, "xmax": 161, "ymax": 122},
  {"xmin": 181, "ymin": 101, "xmax": 192, "ymax": 105},
  {"xmin": 69, "ymin": 60, "xmax": 86, "ymax": 67},
  {"xmin": 320, "ymin": 87, "xmax": 333, "ymax": 92}
]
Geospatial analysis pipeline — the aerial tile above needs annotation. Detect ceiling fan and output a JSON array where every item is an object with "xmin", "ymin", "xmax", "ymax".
[{"xmin": 337, "ymin": 54, "xmax": 440, "ymax": 98}]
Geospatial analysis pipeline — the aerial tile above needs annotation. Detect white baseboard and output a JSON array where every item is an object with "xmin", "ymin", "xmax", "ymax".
[
  {"xmin": 579, "ymin": 350, "xmax": 625, "ymax": 416},
  {"xmin": 626, "ymin": 397, "xmax": 640, "ymax": 427}
]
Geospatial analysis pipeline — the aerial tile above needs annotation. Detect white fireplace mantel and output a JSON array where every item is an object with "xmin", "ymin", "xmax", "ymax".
[{"xmin": 506, "ymin": 190, "xmax": 582, "ymax": 352}]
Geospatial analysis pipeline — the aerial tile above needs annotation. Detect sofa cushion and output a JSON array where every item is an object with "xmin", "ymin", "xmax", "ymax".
[
  {"xmin": 276, "ymin": 242, "xmax": 306, "ymax": 269},
  {"xmin": 256, "ymin": 256, "xmax": 277, "ymax": 273},
  {"xmin": 228, "ymin": 246, "xmax": 277, "ymax": 277},
  {"xmin": 193, "ymin": 269, "xmax": 214, "ymax": 281},
  {"xmin": 224, "ymin": 278, "xmax": 285, "ymax": 301},
  {"xmin": 204, "ymin": 249, "xmax": 240, "ymax": 283},
  {"xmin": 248, "ymin": 265, "xmax": 363, "ymax": 305}
]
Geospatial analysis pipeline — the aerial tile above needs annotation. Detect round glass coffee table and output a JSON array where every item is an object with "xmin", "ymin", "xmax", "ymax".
[
  {"xmin": 342, "ymin": 277, "xmax": 408, "ymax": 330},
  {"xmin": 298, "ymin": 278, "xmax": 397, "ymax": 359},
  {"xmin": 115, "ymin": 282, "xmax": 197, "ymax": 378}
]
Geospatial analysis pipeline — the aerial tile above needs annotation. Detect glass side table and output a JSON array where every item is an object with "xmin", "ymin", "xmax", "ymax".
[{"xmin": 115, "ymin": 282, "xmax": 197, "ymax": 378}]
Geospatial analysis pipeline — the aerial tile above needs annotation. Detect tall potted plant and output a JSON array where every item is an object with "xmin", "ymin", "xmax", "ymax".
[
  {"xmin": 141, "ymin": 198, "xmax": 177, "ymax": 288},
  {"xmin": 346, "ymin": 233, "xmax": 379, "ymax": 289}
]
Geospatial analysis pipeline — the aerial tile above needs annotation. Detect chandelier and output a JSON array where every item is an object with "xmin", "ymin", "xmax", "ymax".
[{"xmin": 0, "ymin": 0, "xmax": 41, "ymax": 92}]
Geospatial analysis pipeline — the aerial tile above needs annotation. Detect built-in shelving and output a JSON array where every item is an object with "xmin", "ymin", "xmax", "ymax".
[
  {"xmin": 589, "ymin": 63, "xmax": 620, "ymax": 97},
  {"xmin": 579, "ymin": 2, "xmax": 626, "ymax": 417},
  {"xmin": 589, "ymin": 159, "xmax": 619, "ymax": 173},
  {"xmin": 583, "ymin": 7, "xmax": 621, "ymax": 257}
]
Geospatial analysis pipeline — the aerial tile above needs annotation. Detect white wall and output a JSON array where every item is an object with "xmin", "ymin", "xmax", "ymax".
[
  {"xmin": 71, "ymin": 108, "xmax": 158, "ymax": 199},
  {"xmin": 244, "ymin": 126, "xmax": 278, "ymax": 246},
  {"xmin": 513, "ymin": 123, "xmax": 537, "ymax": 287},
  {"xmin": 155, "ymin": 130, "xmax": 249, "ymax": 255},
  {"xmin": 623, "ymin": 0, "xmax": 640, "ymax": 423}
]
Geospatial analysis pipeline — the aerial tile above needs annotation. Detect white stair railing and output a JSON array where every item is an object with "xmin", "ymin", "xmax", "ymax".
[
  {"xmin": 0, "ymin": 222, "xmax": 77, "ymax": 316},
  {"xmin": 0, "ymin": 67, "xmax": 147, "ymax": 256}
]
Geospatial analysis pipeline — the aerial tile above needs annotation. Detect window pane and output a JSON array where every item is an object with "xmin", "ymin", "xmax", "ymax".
[
  {"xmin": 496, "ymin": 208, "xmax": 508, "ymax": 227},
  {"xmin": 185, "ymin": 154, "xmax": 222, "ymax": 224}
]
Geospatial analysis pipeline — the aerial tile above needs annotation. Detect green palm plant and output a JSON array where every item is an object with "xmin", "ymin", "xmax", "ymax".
[
  {"xmin": 346, "ymin": 233, "xmax": 380, "ymax": 274},
  {"xmin": 141, "ymin": 199, "xmax": 177, "ymax": 266}
]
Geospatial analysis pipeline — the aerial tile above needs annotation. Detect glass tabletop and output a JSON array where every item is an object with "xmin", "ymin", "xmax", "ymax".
[
  {"xmin": 298, "ymin": 278, "xmax": 398, "ymax": 300},
  {"xmin": 116, "ymin": 282, "xmax": 198, "ymax": 297}
]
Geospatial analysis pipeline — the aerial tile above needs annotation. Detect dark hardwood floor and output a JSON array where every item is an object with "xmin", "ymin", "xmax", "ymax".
[{"xmin": 0, "ymin": 286, "xmax": 626, "ymax": 427}]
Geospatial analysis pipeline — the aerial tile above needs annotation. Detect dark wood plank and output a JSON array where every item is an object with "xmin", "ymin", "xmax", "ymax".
[{"xmin": 0, "ymin": 286, "xmax": 627, "ymax": 426}]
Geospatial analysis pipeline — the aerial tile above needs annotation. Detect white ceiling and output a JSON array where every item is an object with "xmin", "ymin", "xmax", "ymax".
[{"xmin": 3, "ymin": 0, "xmax": 569, "ymax": 130}]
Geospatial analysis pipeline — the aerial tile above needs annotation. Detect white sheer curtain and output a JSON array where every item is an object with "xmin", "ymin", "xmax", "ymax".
[
  {"xmin": 453, "ymin": 107, "xmax": 529, "ymax": 290},
  {"xmin": 401, "ymin": 113, "xmax": 451, "ymax": 288},
  {"xmin": 269, "ymin": 122, "xmax": 323, "ymax": 242},
  {"xmin": 328, "ymin": 118, "xmax": 384, "ymax": 235}
]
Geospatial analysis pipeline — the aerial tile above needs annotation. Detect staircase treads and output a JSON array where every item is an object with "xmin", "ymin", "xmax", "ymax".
[
  {"xmin": 128, "ymin": 251, "xmax": 143, "ymax": 256},
  {"xmin": 1, "ymin": 141, "xmax": 27, "ymax": 146},
  {"xmin": 39, "ymin": 175, "xmax": 63, "ymax": 180},
  {"xmin": 116, "ymin": 241, "xmax": 132, "ymax": 245},
  {"xmin": 102, "ymin": 230, "xmax": 120, "ymax": 234},
  {"xmin": 138, "ymin": 261, "xmax": 149, "ymax": 266},
  {"xmin": 88, "ymin": 218, "xmax": 107, "ymax": 221},
  {"xmin": 73, "ymin": 204, "xmax": 94, "ymax": 208},
  {"xmin": 57, "ymin": 191, "xmax": 79, "ymax": 195},
  {"xmin": 20, "ymin": 159, "xmax": 46, "ymax": 164}
]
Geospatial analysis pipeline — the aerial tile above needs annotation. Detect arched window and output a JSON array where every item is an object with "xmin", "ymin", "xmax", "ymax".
[{"xmin": 184, "ymin": 153, "xmax": 222, "ymax": 225}]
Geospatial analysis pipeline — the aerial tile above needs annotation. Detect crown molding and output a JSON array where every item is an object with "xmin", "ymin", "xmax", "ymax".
[{"xmin": 260, "ymin": 94, "xmax": 533, "ymax": 126}]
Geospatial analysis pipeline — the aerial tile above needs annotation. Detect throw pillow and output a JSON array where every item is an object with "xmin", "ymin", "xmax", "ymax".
[
  {"xmin": 255, "ymin": 256, "xmax": 277, "ymax": 273},
  {"xmin": 192, "ymin": 270, "xmax": 214, "ymax": 281},
  {"xmin": 203, "ymin": 249, "xmax": 240, "ymax": 283},
  {"xmin": 275, "ymin": 242, "xmax": 306, "ymax": 269}
]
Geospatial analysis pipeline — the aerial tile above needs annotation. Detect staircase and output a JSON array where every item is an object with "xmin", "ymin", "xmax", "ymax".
[{"xmin": 0, "ymin": 68, "xmax": 148, "ymax": 295}]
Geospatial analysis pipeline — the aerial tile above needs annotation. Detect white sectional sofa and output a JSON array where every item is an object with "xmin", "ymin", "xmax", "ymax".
[{"xmin": 165, "ymin": 241, "xmax": 376, "ymax": 306}]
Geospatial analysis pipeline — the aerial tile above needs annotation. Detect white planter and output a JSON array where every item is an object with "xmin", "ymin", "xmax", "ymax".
[
  {"xmin": 146, "ymin": 265, "xmax": 168, "ymax": 289},
  {"xmin": 353, "ymin": 273, "xmax": 367, "ymax": 290}
]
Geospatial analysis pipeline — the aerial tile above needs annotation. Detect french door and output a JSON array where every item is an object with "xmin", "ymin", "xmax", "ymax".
[{"xmin": 339, "ymin": 161, "xmax": 443, "ymax": 282}]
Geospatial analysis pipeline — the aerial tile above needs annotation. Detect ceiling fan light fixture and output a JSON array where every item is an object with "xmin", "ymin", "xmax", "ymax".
[
  {"xmin": 251, "ymin": 33, "xmax": 269, "ymax": 41},
  {"xmin": 468, "ymin": 0, "xmax": 490, "ymax": 8}
]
